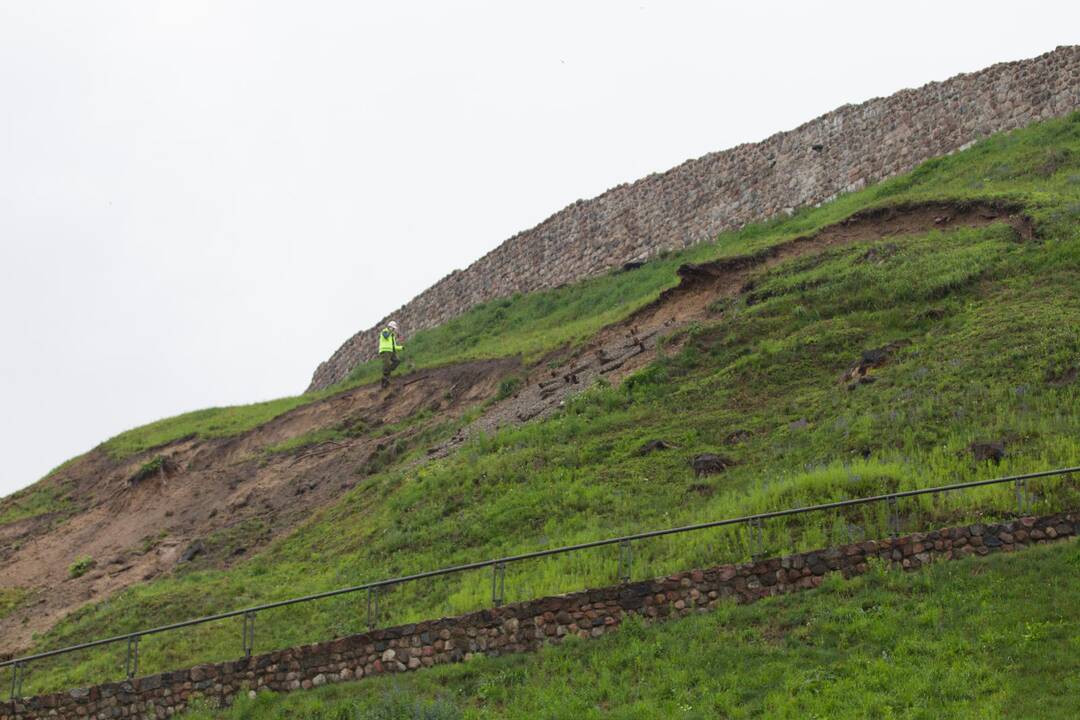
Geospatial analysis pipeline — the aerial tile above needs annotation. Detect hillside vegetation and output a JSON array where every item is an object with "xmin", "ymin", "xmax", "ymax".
[
  {"xmin": 4, "ymin": 113, "xmax": 1080, "ymax": 698},
  {"xmin": 178, "ymin": 540, "xmax": 1080, "ymax": 719},
  {"xmin": 92, "ymin": 115, "xmax": 1080, "ymax": 460}
]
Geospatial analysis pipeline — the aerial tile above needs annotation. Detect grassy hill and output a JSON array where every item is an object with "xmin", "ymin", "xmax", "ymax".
[
  {"xmin": 177, "ymin": 540, "xmax": 1080, "ymax": 719},
  {"xmin": 3, "ymin": 112, "xmax": 1080, "ymax": 701}
]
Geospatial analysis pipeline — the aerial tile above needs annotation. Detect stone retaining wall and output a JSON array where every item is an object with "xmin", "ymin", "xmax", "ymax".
[
  {"xmin": 4, "ymin": 511, "xmax": 1076, "ymax": 719},
  {"xmin": 308, "ymin": 46, "xmax": 1080, "ymax": 391}
]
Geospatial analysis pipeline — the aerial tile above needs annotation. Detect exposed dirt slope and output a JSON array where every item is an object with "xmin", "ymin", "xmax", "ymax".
[
  {"xmin": 431, "ymin": 201, "xmax": 1031, "ymax": 452},
  {"xmin": 0, "ymin": 200, "xmax": 1028, "ymax": 657},
  {"xmin": 0, "ymin": 358, "xmax": 517, "ymax": 655}
]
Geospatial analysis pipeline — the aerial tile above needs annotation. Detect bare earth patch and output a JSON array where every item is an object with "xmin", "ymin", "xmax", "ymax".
[{"xmin": 0, "ymin": 200, "xmax": 1030, "ymax": 657}]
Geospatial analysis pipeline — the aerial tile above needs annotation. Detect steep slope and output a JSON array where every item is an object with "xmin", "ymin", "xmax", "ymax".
[
  {"xmin": 2, "ymin": 113, "xmax": 1079, "ymax": 696},
  {"xmin": 0, "ymin": 360, "xmax": 519, "ymax": 653},
  {"xmin": 432, "ymin": 200, "xmax": 1031, "ymax": 450},
  {"xmin": 177, "ymin": 540, "xmax": 1080, "ymax": 719}
]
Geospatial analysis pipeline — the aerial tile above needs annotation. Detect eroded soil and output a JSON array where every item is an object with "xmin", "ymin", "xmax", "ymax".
[
  {"xmin": 0, "ymin": 200, "xmax": 1029, "ymax": 656},
  {"xmin": 0, "ymin": 358, "xmax": 517, "ymax": 655},
  {"xmin": 432, "ymin": 201, "xmax": 1031, "ymax": 451}
]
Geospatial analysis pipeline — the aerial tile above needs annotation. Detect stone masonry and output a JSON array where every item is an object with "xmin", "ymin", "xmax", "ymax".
[
  {"xmin": 4, "ymin": 511, "xmax": 1076, "ymax": 719},
  {"xmin": 309, "ymin": 46, "xmax": 1080, "ymax": 391}
]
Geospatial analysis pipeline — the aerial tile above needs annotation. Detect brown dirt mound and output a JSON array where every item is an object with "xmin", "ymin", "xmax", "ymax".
[{"xmin": 0, "ymin": 358, "xmax": 518, "ymax": 655}]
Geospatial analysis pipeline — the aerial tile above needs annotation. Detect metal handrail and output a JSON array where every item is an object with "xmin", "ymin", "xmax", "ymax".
[{"xmin": 2, "ymin": 465, "xmax": 1077, "ymax": 691}]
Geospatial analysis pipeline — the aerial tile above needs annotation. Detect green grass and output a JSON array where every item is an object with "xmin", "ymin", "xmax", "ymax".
[
  {"xmin": 264, "ymin": 427, "xmax": 356, "ymax": 455},
  {"xmin": 8, "ymin": 113, "xmax": 1080, "ymax": 696},
  {"xmin": 67, "ymin": 556, "xmax": 95, "ymax": 579},
  {"xmin": 0, "ymin": 454, "xmax": 83, "ymax": 525},
  {"xmin": 179, "ymin": 540, "xmax": 1080, "ymax": 719},
  {"xmin": 99, "ymin": 396, "xmax": 330, "ymax": 459},
  {"xmin": 0, "ymin": 587, "xmax": 27, "ymax": 621},
  {"xmin": 0, "ymin": 482, "xmax": 75, "ymax": 526}
]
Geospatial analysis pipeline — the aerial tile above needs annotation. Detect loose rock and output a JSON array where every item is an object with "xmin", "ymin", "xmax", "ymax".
[
  {"xmin": 691, "ymin": 454, "xmax": 735, "ymax": 477},
  {"xmin": 969, "ymin": 440, "xmax": 1006, "ymax": 464},
  {"xmin": 180, "ymin": 540, "xmax": 205, "ymax": 563},
  {"xmin": 637, "ymin": 439, "xmax": 678, "ymax": 456}
]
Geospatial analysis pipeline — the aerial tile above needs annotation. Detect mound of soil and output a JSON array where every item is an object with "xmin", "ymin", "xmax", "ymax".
[{"xmin": 0, "ymin": 358, "xmax": 518, "ymax": 655}]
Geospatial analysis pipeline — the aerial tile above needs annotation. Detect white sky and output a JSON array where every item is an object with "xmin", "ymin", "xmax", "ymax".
[{"xmin": 1, "ymin": 1, "xmax": 1075, "ymax": 497}]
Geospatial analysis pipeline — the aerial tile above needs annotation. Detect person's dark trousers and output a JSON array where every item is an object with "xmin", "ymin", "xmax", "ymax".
[{"xmin": 381, "ymin": 351, "xmax": 400, "ymax": 387}]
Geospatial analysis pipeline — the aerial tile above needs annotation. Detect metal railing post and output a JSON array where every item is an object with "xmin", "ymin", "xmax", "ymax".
[
  {"xmin": 1015, "ymin": 477, "xmax": 1028, "ymax": 515},
  {"xmin": 124, "ymin": 636, "xmax": 140, "ymax": 680},
  {"xmin": 10, "ymin": 661, "xmax": 24, "ymax": 701},
  {"xmin": 617, "ymin": 540, "xmax": 633, "ymax": 583},
  {"xmin": 748, "ymin": 517, "xmax": 765, "ymax": 562},
  {"xmin": 492, "ymin": 562, "xmax": 506, "ymax": 606},
  {"xmin": 242, "ymin": 612, "xmax": 256, "ymax": 658},
  {"xmin": 366, "ymin": 587, "xmax": 380, "ymax": 631},
  {"xmin": 888, "ymin": 496, "xmax": 900, "ymax": 539}
]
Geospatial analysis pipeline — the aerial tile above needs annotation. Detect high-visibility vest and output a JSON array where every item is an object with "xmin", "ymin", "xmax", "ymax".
[{"xmin": 378, "ymin": 327, "xmax": 402, "ymax": 354}]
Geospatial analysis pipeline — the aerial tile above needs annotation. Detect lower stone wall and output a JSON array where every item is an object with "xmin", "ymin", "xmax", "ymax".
[{"xmin": 4, "ymin": 511, "xmax": 1076, "ymax": 719}]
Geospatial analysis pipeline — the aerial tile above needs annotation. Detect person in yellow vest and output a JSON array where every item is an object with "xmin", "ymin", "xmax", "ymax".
[{"xmin": 379, "ymin": 320, "xmax": 404, "ymax": 388}]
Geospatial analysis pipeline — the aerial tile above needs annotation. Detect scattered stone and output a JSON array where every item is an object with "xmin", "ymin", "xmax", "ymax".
[
  {"xmin": 180, "ymin": 540, "xmax": 206, "ymax": 563},
  {"xmin": 1046, "ymin": 366, "xmax": 1077, "ymax": 387},
  {"xmin": 846, "ymin": 376, "xmax": 877, "ymax": 390},
  {"xmin": 922, "ymin": 307, "xmax": 947, "ymax": 321},
  {"xmin": 685, "ymin": 483, "xmax": 714, "ymax": 497},
  {"xmin": 690, "ymin": 454, "xmax": 735, "ymax": 477},
  {"xmin": 840, "ymin": 340, "xmax": 909, "ymax": 387},
  {"xmin": 969, "ymin": 440, "xmax": 1006, "ymax": 464},
  {"xmin": 724, "ymin": 429, "xmax": 752, "ymax": 445},
  {"xmin": 637, "ymin": 439, "xmax": 678, "ymax": 456},
  {"xmin": 859, "ymin": 242, "xmax": 900, "ymax": 264},
  {"xmin": 789, "ymin": 418, "xmax": 809, "ymax": 431}
]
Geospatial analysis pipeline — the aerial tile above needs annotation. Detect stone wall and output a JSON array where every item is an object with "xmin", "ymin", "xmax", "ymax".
[
  {"xmin": 308, "ymin": 46, "xmax": 1080, "ymax": 391},
  {"xmin": 4, "ymin": 511, "xmax": 1076, "ymax": 719}
]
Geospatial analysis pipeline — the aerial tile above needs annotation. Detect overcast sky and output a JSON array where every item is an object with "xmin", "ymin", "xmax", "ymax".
[{"xmin": 1, "ymin": 1, "xmax": 1075, "ymax": 497}]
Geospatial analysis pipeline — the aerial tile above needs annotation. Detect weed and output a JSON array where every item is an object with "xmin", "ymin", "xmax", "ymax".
[
  {"xmin": 495, "ymin": 376, "xmax": 523, "ymax": 402},
  {"xmin": 129, "ymin": 455, "xmax": 166, "ymax": 484},
  {"xmin": 68, "ymin": 556, "xmax": 95, "ymax": 579}
]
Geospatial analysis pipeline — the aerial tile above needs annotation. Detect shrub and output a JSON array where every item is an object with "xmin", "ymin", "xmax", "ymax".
[
  {"xmin": 68, "ymin": 556, "xmax": 95, "ymax": 579},
  {"xmin": 129, "ymin": 456, "xmax": 166, "ymax": 484},
  {"xmin": 495, "ymin": 376, "xmax": 523, "ymax": 401}
]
